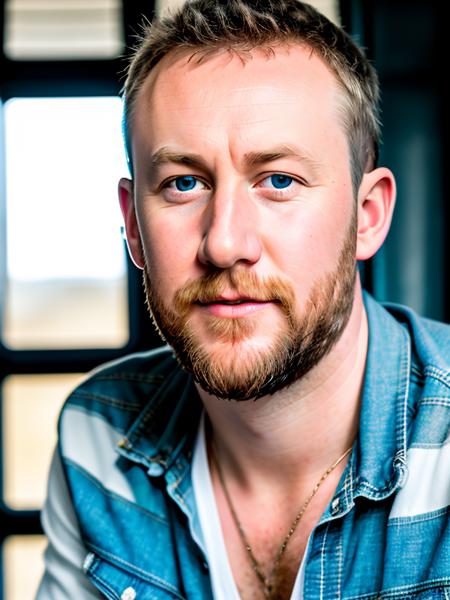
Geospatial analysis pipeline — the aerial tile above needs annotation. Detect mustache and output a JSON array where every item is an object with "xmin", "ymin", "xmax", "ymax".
[{"xmin": 173, "ymin": 270, "xmax": 296, "ymax": 317}]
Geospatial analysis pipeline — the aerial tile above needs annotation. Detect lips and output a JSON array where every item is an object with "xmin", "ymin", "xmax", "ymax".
[
  {"xmin": 198, "ymin": 296, "xmax": 256, "ymax": 306},
  {"xmin": 218, "ymin": 299, "xmax": 250, "ymax": 305},
  {"xmin": 196, "ymin": 295, "xmax": 275, "ymax": 318}
]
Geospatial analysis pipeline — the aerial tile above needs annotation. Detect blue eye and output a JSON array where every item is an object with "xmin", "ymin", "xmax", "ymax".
[
  {"xmin": 174, "ymin": 175, "xmax": 197, "ymax": 191},
  {"xmin": 270, "ymin": 174, "xmax": 293, "ymax": 189}
]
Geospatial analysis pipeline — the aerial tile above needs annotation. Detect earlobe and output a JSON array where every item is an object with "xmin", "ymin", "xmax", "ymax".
[
  {"xmin": 118, "ymin": 177, "xmax": 145, "ymax": 269},
  {"xmin": 356, "ymin": 167, "xmax": 396, "ymax": 261}
]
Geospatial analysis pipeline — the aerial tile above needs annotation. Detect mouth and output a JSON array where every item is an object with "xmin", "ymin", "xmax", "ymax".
[
  {"xmin": 196, "ymin": 296, "xmax": 275, "ymax": 317},
  {"xmin": 198, "ymin": 296, "xmax": 255, "ymax": 306}
]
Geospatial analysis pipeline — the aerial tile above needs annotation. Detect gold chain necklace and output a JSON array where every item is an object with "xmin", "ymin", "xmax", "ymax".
[{"xmin": 212, "ymin": 442, "xmax": 352, "ymax": 599}]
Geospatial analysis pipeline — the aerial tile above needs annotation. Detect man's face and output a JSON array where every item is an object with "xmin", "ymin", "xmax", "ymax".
[{"xmin": 128, "ymin": 45, "xmax": 358, "ymax": 400}]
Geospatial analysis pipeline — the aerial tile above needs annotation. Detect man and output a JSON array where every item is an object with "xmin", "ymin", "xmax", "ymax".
[{"xmin": 37, "ymin": 1, "xmax": 450, "ymax": 599}]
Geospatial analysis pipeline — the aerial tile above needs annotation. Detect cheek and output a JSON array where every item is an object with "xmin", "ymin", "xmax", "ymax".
[
  {"xmin": 139, "ymin": 211, "xmax": 201, "ymax": 296},
  {"xmin": 264, "ymin": 203, "xmax": 350, "ymax": 275}
]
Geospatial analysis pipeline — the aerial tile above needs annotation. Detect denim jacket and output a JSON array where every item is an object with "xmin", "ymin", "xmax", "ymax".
[{"xmin": 55, "ymin": 293, "xmax": 450, "ymax": 599}]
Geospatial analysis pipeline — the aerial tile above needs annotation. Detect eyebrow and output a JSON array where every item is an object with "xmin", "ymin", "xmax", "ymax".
[
  {"xmin": 243, "ymin": 145, "xmax": 323, "ymax": 174},
  {"xmin": 150, "ymin": 144, "xmax": 322, "ymax": 174},
  {"xmin": 151, "ymin": 148, "xmax": 209, "ymax": 172}
]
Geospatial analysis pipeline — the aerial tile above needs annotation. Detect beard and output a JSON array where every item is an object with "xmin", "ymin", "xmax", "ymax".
[{"xmin": 142, "ymin": 212, "xmax": 357, "ymax": 401}]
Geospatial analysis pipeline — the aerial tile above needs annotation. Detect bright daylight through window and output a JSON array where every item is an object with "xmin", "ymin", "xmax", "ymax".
[{"xmin": 3, "ymin": 97, "xmax": 129, "ymax": 349}]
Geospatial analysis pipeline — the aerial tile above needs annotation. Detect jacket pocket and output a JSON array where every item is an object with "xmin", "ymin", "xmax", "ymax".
[{"xmin": 83, "ymin": 551, "xmax": 187, "ymax": 600}]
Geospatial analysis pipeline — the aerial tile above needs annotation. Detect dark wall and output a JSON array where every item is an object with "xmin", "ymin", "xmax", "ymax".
[{"xmin": 344, "ymin": 0, "xmax": 448, "ymax": 321}]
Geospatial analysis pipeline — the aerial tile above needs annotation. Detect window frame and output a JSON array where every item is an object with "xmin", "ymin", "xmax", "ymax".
[{"xmin": 0, "ymin": 1, "xmax": 158, "ymax": 597}]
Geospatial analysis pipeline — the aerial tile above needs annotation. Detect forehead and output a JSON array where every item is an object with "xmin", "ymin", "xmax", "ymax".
[{"xmin": 131, "ymin": 44, "xmax": 348, "ymax": 168}]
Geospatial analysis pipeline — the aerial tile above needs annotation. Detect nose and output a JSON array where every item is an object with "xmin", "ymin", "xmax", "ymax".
[{"xmin": 197, "ymin": 187, "xmax": 262, "ymax": 269}]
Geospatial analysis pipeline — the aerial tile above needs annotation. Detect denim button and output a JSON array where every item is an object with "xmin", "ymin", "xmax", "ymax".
[
  {"xmin": 82, "ymin": 552, "xmax": 95, "ymax": 573},
  {"xmin": 331, "ymin": 497, "xmax": 340, "ymax": 515},
  {"xmin": 121, "ymin": 587, "xmax": 136, "ymax": 600}
]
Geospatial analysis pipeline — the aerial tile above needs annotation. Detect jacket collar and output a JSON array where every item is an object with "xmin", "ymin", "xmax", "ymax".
[
  {"xmin": 117, "ymin": 359, "xmax": 201, "ymax": 476},
  {"xmin": 345, "ymin": 293, "xmax": 411, "ymax": 503}
]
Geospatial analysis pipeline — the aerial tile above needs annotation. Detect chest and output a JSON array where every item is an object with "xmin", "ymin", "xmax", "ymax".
[
  {"xmin": 76, "ymin": 480, "xmax": 450, "ymax": 600},
  {"xmin": 214, "ymin": 485, "xmax": 331, "ymax": 600},
  {"xmin": 213, "ymin": 489, "xmax": 450, "ymax": 600},
  {"xmin": 223, "ymin": 525, "xmax": 310, "ymax": 600}
]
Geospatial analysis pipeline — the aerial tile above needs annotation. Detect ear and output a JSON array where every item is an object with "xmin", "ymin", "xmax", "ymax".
[
  {"xmin": 356, "ymin": 167, "xmax": 396, "ymax": 261},
  {"xmin": 118, "ymin": 177, "xmax": 145, "ymax": 269}
]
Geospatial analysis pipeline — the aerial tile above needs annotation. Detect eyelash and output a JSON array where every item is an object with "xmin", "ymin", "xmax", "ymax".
[
  {"xmin": 159, "ymin": 172, "xmax": 306, "ymax": 201},
  {"xmin": 162, "ymin": 175, "xmax": 209, "ymax": 193}
]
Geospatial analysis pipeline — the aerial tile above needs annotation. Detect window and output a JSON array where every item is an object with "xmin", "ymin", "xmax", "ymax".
[
  {"xmin": 3, "ymin": 373, "xmax": 84, "ymax": 509},
  {"xmin": 0, "ymin": 1, "xmax": 156, "ymax": 597},
  {"xmin": 3, "ymin": 535, "xmax": 48, "ymax": 600},
  {"xmin": 4, "ymin": 0, "xmax": 124, "ymax": 60},
  {"xmin": 3, "ymin": 97, "xmax": 129, "ymax": 350}
]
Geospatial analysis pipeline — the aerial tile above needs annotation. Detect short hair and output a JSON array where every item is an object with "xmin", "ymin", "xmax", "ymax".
[{"xmin": 123, "ymin": 0, "xmax": 380, "ymax": 194}]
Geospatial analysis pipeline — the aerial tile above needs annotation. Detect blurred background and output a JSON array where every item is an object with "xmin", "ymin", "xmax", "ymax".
[{"xmin": 0, "ymin": 0, "xmax": 447, "ymax": 598}]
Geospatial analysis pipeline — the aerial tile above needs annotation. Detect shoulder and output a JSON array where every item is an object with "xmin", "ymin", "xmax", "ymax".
[
  {"xmin": 56, "ymin": 344, "xmax": 197, "ymax": 510},
  {"xmin": 378, "ymin": 300, "xmax": 450, "ymax": 516},
  {"xmin": 60, "ymin": 345, "xmax": 179, "ymax": 421},
  {"xmin": 384, "ymin": 300, "xmax": 450, "ymax": 375},
  {"xmin": 365, "ymin": 292, "xmax": 450, "ymax": 378},
  {"xmin": 57, "ymin": 345, "xmax": 187, "ymax": 471},
  {"xmin": 362, "ymin": 296, "xmax": 450, "ymax": 588},
  {"xmin": 364, "ymin": 293, "xmax": 449, "ymax": 443},
  {"xmin": 71, "ymin": 344, "xmax": 180, "ymax": 397}
]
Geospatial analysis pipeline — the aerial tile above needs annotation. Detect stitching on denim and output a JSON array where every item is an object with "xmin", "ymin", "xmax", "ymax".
[
  {"xmin": 337, "ymin": 526, "xmax": 343, "ymax": 600},
  {"xmin": 319, "ymin": 523, "xmax": 330, "ymax": 600},
  {"xmin": 92, "ymin": 373, "xmax": 164, "ymax": 384},
  {"xmin": 89, "ymin": 571, "xmax": 120, "ymax": 599},
  {"xmin": 169, "ymin": 470, "xmax": 190, "ymax": 512},
  {"xmin": 344, "ymin": 577, "xmax": 450, "ymax": 599},
  {"xmin": 342, "ymin": 467, "xmax": 351, "ymax": 510},
  {"xmin": 358, "ymin": 480, "xmax": 392, "ymax": 494},
  {"xmin": 360, "ymin": 480, "xmax": 379, "ymax": 491},
  {"xmin": 419, "ymin": 398, "xmax": 450, "ymax": 407},
  {"xmin": 127, "ymin": 365, "xmax": 187, "ymax": 442},
  {"xmin": 424, "ymin": 366, "xmax": 450, "ymax": 389},
  {"xmin": 387, "ymin": 505, "xmax": 449, "ymax": 526},
  {"xmin": 65, "ymin": 458, "xmax": 169, "ymax": 525},
  {"xmin": 411, "ymin": 365, "xmax": 424, "ymax": 379},
  {"xmin": 398, "ymin": 326, "xmax": 410, "ymax": 459},
  {"xmin": 68, "ymin": 390, "xmax": 142, "ymax": 410},
  {"xmin": 379, "ymin": 578, "xmax": 450, "ymax": 598},
  {"xmin": 130, "ymin": 396, "xmax": 167, "ymax": 440},
  {"xmin": 410, "ymin": 437, "xmax": 450, "ymax": 450},
  {"xmin": 120, "ymin": 373, "xmax": 179, "ymax": 445},
  {"xmin": 124, "ymin": 445, "xmax": 164, "ymax": 466},
  {"xmin": 347, "ymin": 451, "xmax": 355, "ymax": 505},
  {"xmin": 409, "ymin": 441, "xmax": 450, "ymax": 450},
  {"xmin": 444, "ymin": 586, "xmax": 450, "ymax": 600},
  {"xmin": 70, "ymin": 390, "xmax": 142, "ymax": 411},
  {"xmin": 87, "ymin": 542, "xmax": 185, "ymax": 598}
]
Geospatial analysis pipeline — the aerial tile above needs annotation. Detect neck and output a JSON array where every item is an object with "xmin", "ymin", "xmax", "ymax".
[{"xmin": 196, "ymin": 284, "xmax": 368, "ymax": 488}]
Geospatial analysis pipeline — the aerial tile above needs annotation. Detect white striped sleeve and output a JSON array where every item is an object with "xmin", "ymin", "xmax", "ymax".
[{"xmin": 35, "ymin": 449, "xmax": 102, "ymax": 600}]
